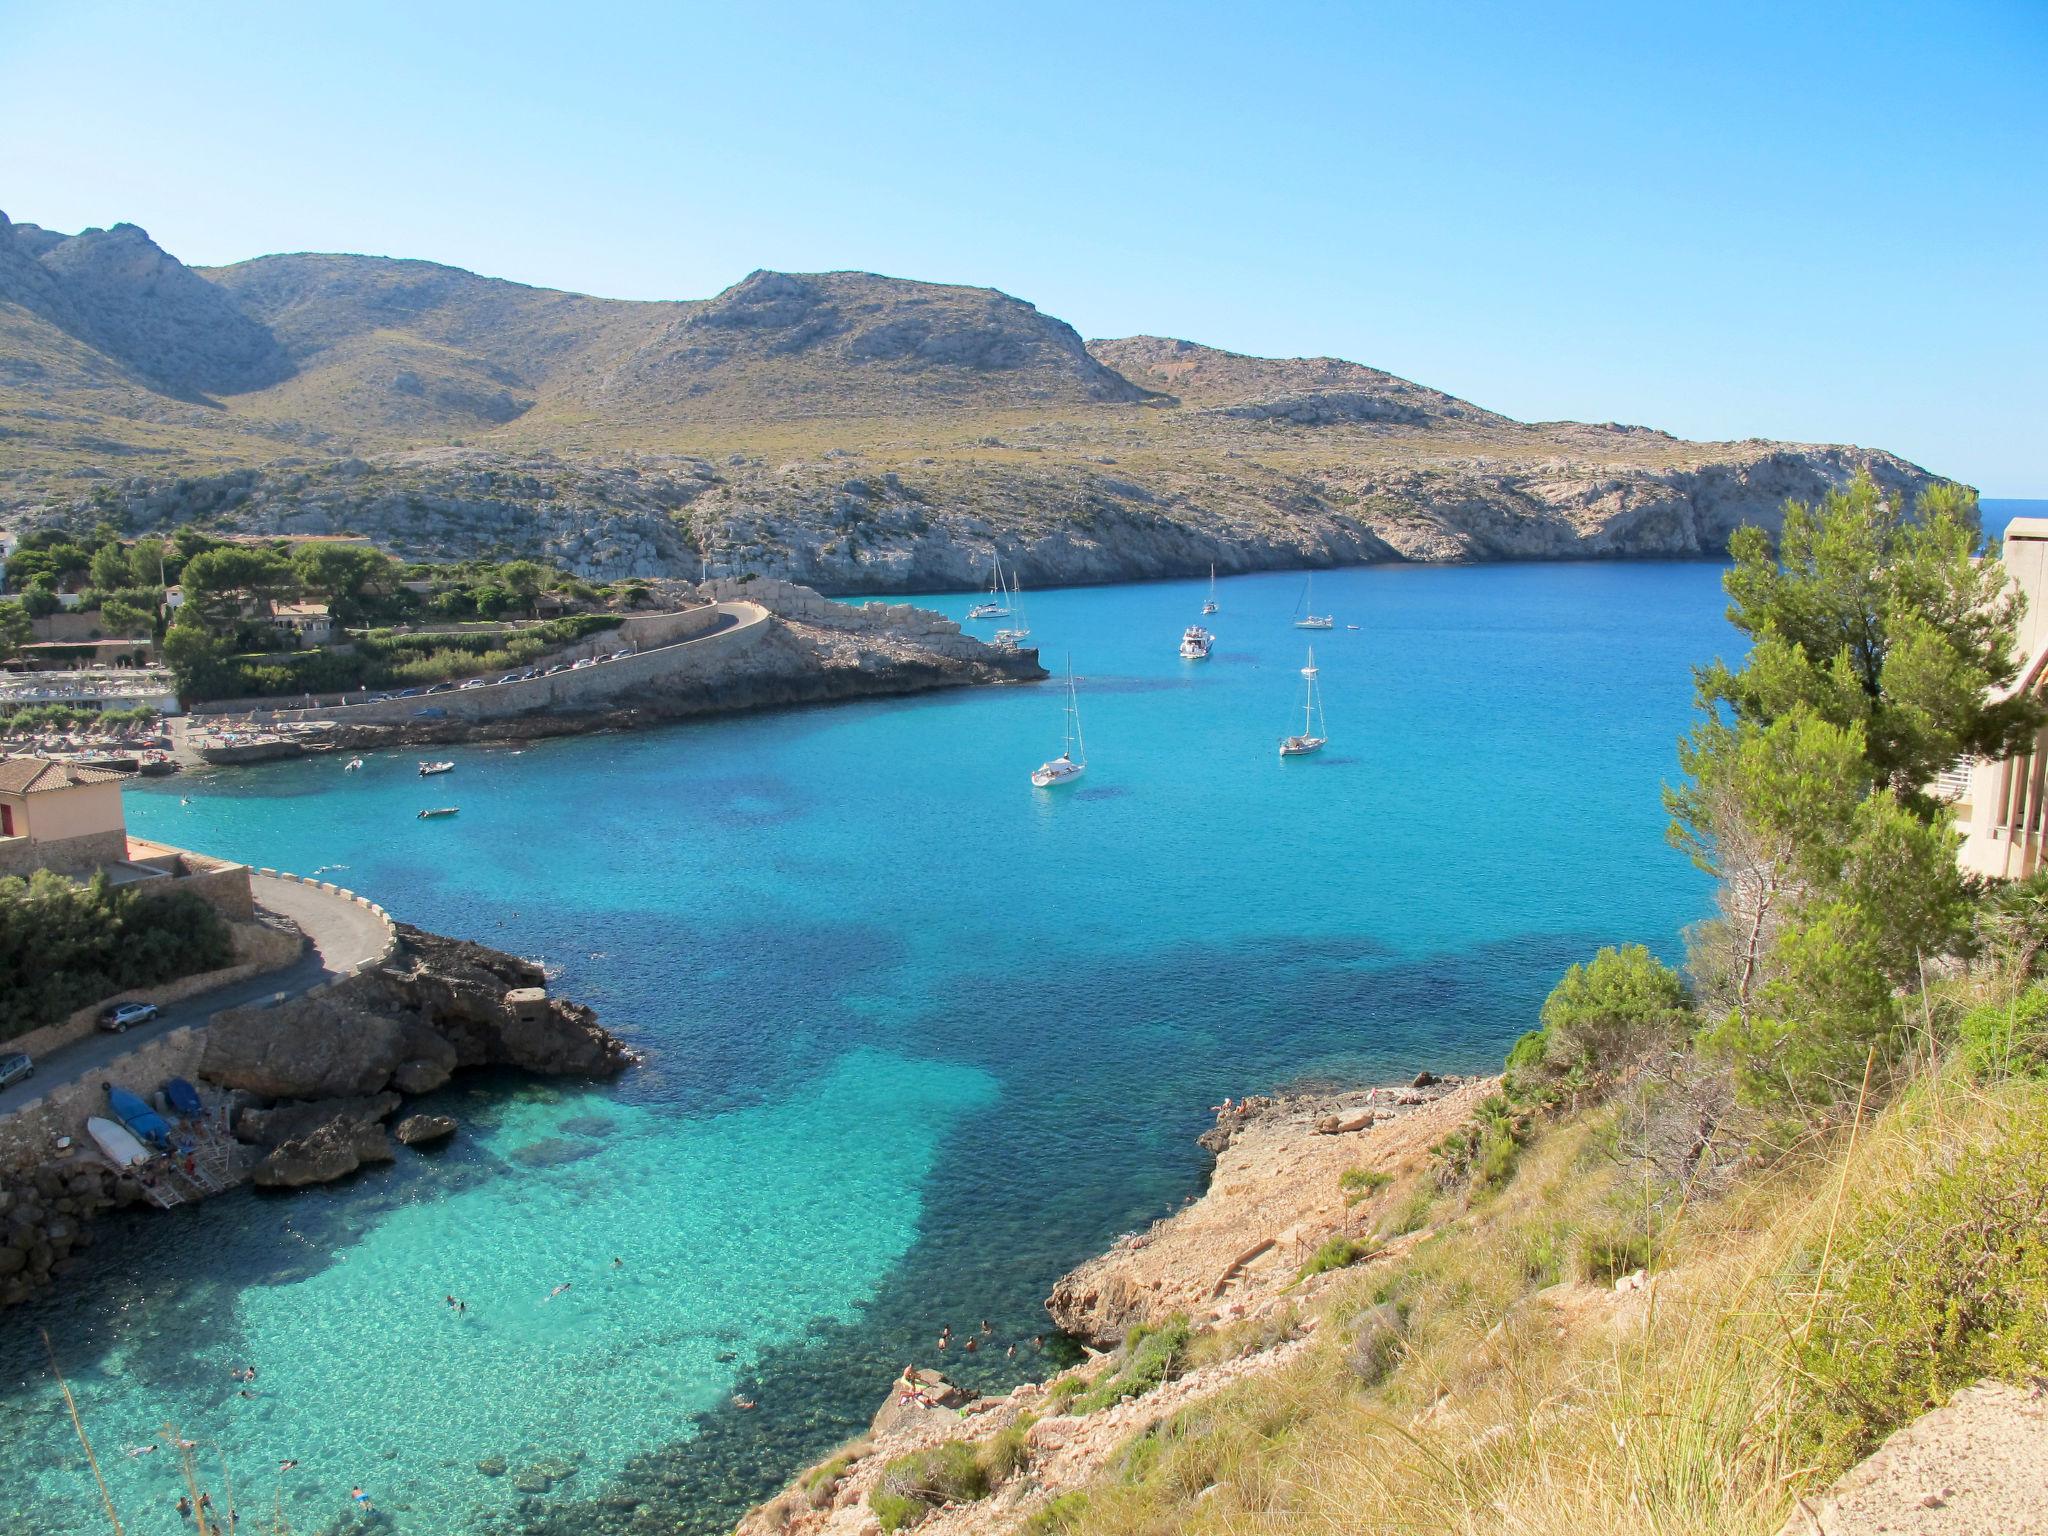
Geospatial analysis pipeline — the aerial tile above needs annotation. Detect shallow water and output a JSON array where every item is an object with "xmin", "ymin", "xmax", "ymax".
[{"xmin": 3, "ymin": 559, "xmax": 1733, "ymax": 1535}]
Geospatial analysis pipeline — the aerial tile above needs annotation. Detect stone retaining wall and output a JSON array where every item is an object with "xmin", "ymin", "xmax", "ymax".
[
  {"xmin": 0, "ymin": 1026, "xmax": 209, "ymax": 1173},
  {"xmin": 8, "ymin": 920, "xmax": 305, "ymax": 1062},
  {"xmin": 0, "ymin": 827, "xmax": 129, "ymax": 880},
  {"xmin": 229, "ymin": 601, "xmax": 773, "ymax": 728}
]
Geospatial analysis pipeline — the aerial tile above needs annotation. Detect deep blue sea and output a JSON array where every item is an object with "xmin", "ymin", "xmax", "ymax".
[{"xmin": 8, "ymin": 528, "xmax": 2026, "ymax": 1536}]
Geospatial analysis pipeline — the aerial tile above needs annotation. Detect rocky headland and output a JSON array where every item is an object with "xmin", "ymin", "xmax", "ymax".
[
  {"xmin": 0, "ymin": 924, "xmax": 629, "ymax": 1304},
  {"xmin": 0, "ymin": 213, "xmax": 1954, "ymax": 593},
  {"xmin": 732, "ymin": 1074, "xmax": 1489, "ymax": 1536}
]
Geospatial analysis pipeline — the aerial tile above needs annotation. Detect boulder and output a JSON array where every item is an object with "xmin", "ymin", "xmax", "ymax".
[
  {"xmin": 391, "ymin": 1058, "xmax": 453, "ymax": 1094},
  {"xmin": 394, "ymin": 1114, "xmax": 457, "ymax": 1147},
  {"xmin": 252, "ymin": 1120, "xmax": 394, "ymax": 1189},
  {"xmin": 237, "ymin": 1092, "xmax": 401, "ymax": 1149}
]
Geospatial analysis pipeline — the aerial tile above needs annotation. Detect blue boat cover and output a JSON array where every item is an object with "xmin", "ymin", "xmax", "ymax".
[
  {"xmin": 163, "ymin": 1078, "xmax": 204, "ymax": 1117},
  {"xmin": 106, "ymin": 1086, "xmax": 172, "ymax": 1150}
]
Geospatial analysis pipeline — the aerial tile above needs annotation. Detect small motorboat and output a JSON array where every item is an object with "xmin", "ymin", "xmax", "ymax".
[
  {"xmin": 1179, "ymin": 625, "xmax": 1213, "ymax": 661},
  {"xmin": 344, "ymin": 757, "xmax": 365, "ymax": 772},
  {"xmin": 163, "ymin": 1078, "xmax": 204, "ymax": 1119},
  {"xmin": 418, "ymin": 806, "xmax": 460, "ymax": 819},
  {"xmin": 87, "ymin": 1116, "xmax": 151, "ymax": 1170},
  {"xmin": 418, "ymin": 760, "xmax": 454, "ymax": 777},
  {"xmin": 106, "ymin": 1086, "xmax": 171, "ymax": 1150}
]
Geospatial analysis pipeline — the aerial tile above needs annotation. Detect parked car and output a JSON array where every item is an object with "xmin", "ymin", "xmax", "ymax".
[
  {"xmin": 98, "ymin": 1002, "xmax": 159, "ymax": 1033},
  {"xmin": 609, "ymin": 650, "xmax": 635, "ymax": 661},
  {"xmin": 395, "ymin": 687, "xmax": 424, "ymax": 699},
  {"xmin": 497, "ymin": 673, "xmax": 522, "ymax": 685},
  {"xmin": 426, "ymin": 682, "xmax": 456, "ymax": 695},
  {"xmin": 571, "ymin": 658, "xmax": 595, "ymax": 670},
  {"xmin": 0, "ymin": 1051, "xmax": 31, "ymax": 1089},
  {"xmin": 459, "ymin": 679, "xmax": 486, "ymax": 690},
  {"xmin": 544, "ymin": 664, "xmax": 568, "ymax": 676}
]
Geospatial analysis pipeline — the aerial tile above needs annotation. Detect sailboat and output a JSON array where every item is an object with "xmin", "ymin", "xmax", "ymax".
[
  {"xmin": 995, "ymin": 571, "xmax": 1032, "ymax": 646},
  {"xmin": 1280, "ymin": 647, "xmax": 1329, "ymax": 756},
  {"xmin": 1202, "ymin": 564, "xmax": 1218, "ymax": 615},
  {"xmin": 1031, "ymin": 661, "xmax": 1087, "ymax": 788},
  {"xmin": 968, "ymin": 549, "xmax": 1011, "ymax": 620},
  {"xmin": 1293, "ymin": 572, "xmax": 1334, "ymax": 630}
]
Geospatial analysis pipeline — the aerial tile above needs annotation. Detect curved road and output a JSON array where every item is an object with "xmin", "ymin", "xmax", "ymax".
[{"xmin": 0, "ymin": 873, "xmax": 392, "ymax": 1116}]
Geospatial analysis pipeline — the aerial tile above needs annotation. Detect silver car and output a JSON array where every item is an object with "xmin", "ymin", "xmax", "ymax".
[{"xmin": 0, "ymin": 1051, "xmax": 30, "ymax": 1089}]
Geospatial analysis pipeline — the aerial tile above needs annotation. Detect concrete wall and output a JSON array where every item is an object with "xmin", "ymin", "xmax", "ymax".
[
  {"xmin": 125, "ymin": 839, "xmax": 257, "ymax": 921},
  {"xmin": 235, "ymin": 601, "xmax": 772, "ymax": 728},
  {"xmin": 7, "ymin": 920, "xmax": 304, "ymax": 1061},
  {"xmin": 0, "ymin": 825, "xmax": 128, "ymax": 879},
  {"xmin": 0, "ymin": 1026, "xmax": 209, "ymax": 1174}
]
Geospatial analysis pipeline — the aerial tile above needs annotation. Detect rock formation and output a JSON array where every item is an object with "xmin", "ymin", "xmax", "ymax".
[
  {"xmin": 0, "ymin": 212, "xmax": 1956, "ymax": 591},
  {"xmin": 203, "ymin": 924, "xmax": 632, "ymax": 1098}
]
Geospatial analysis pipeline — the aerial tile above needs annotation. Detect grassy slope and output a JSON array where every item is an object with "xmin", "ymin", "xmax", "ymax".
[{"xmin": 1032, "ymin": 1062, "xmax": 2046, "ymax": 1536}]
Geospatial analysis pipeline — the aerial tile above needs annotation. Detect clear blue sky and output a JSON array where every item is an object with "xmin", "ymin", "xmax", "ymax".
[{"xmin": 3, "ymin": 0, "xmax": 2042, "ymax": 492}]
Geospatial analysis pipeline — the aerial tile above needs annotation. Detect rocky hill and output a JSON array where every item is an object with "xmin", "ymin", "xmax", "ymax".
[{"xmin": 0, "ymin": 211, "xmax": 1951, "ymax": 590}]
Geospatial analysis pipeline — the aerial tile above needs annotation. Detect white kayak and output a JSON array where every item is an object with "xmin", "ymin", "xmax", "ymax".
[{"xmin": 87, "ymin": 1116, "xmax": 151, "ymax": 1169}]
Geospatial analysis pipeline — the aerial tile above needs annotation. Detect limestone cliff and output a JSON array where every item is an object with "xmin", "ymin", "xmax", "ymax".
[{"xmin": 0, "ymin": 212, "xmax": 1956, "ymax": 591}]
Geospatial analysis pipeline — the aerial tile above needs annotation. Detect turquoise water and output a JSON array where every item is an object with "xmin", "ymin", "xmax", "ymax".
[{"xmin": 2, "ymin": 559, "xmax": 1734, "ymax": 1536}]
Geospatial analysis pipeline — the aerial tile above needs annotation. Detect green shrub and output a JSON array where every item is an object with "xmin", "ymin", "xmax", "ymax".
[
  {"xmin": 869, "ymin": 1491, "xmax": 923, "ymax": 1532},
  {"xmin": 1382, "ymin": 1185, "xmax": 1435, "ymax": 1238},
  {"xmin": 1046, "ymin": 1373, "xmax": 1086, "ymax": 1406},
  {"xmin": 1956, "ymin": 987, "xmax": 2048, "ymax": 1079},
  {"xmin": 1297, "ymin": 1235, "xmax": 1375, "ymax": 1281},
  {"xmin": 868, "ymin": 1441, "xmax": 989, "ymax": 1528},
  {"xmin": 1021, "ymin": 1492, "xmax": 1089, "ymax": 1535},
  {"xmin": 1574, "ymin": 1223, "xmax": 1654, "ymax": 1285},
  {"xmin": 980, "ymin": 1422, "xmax": 1031, "ymax": 1483},
  {"xmin": 1071, "ymin": 1316, "xmax": 1193, "ymax": 1412},
  {"xmin": 1339, "ymin": 1167, "xmax": 1392, "ymax": 1204},
  {"xmin": 0, "ymin": 872, "xmax": 234, "ymax": 1038},
  {"xmin": 1508, "ymin": 944, "xmax": 1689, "ymax": 1106},
  {"xmin": 1793, "ymin": 1114, "xmax": 2048, "ymax": 1477}
]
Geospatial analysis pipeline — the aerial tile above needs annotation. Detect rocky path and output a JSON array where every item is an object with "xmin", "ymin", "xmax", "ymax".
[{"xmin": 1778, "ymin": 1380, "xmax": 2048, "ymax": 1536}]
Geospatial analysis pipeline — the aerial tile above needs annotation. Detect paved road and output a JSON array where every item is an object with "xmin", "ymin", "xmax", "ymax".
[{"xmin": 0, "ymin": 873, "xmax": 392, "ymax": 1115}]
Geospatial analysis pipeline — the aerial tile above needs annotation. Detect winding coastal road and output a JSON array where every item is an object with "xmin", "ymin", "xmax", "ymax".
[{"xmin": 0, "ymin": 873, "xmax": 392, "ymax": 1116}]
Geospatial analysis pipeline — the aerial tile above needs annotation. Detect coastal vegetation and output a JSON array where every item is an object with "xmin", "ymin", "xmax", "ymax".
[
  {"xmin": 753, "ymin": 475, "xmax": 2048, "ymax": 1536},
  {"xmin": 0, "ymin": 870, "xmax": 231, "ymax": 1037}
]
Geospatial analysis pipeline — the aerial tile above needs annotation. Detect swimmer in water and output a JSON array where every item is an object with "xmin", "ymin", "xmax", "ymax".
[{"xmin": 545, "ymin": 1282, "xmax": 572, "ymax": 1302}]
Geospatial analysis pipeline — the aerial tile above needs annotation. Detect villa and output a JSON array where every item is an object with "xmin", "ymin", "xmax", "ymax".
[
  {"xmin": 1952, "ymin": 516, "xmax": 2048, "ymax": 879},
  {"xmin": 0, "ymin": 755, "xmax": 253, "ymax": 915}
]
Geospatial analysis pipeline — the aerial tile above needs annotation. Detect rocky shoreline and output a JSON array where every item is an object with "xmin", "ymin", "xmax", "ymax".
[
  {"xmin": 734, "ymin": 1071, "xmax": 1490, "ymax": 1536},
  {"xmin": 179, "ymin": 580, "xmax": 1047, "ymax": 761},
  {"xmin": 0, "ymin": 924, "xmax": 630, "ymax": 1306}
]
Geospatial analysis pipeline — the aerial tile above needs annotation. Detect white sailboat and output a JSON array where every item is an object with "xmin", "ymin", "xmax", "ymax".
[
  {"xmin": 1031, "ymin": 661, "xmax": 1087, "ymax": 788},
  {"xmin": 968, "ymin": 549, "xmax": 1011, "ymax": 620},
  {"xmin": 1280, "ymin": 647, "xmax": 1328, "ymax": 756},
  {"xmin": 995, "ymin": 571, "xmax": 1031, "ymax": 646},
  {"xmin": 1202, "ymin": 564, "xmax": 1218, "ymax": 615},
  {"xmin": 1293, "ymin": 572, "xmax": 1334, "ymax": 630}
]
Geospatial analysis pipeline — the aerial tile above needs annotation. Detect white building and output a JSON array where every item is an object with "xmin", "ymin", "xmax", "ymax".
[{"xmin": 1954, "ymin": 517, "xmax": 2048, "ymax": 879}]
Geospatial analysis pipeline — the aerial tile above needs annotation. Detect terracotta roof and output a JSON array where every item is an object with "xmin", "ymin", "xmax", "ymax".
[
  {"xmin": 0, "ymin": 758, "xmax": 124, "ymax": 794},
  {"xmin": 269, "ymin": 601, "xmax": 331, "ymax": 618}
]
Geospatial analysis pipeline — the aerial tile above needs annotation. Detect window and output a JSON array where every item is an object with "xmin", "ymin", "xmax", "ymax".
[{"xmin": 0, "ymin": 803, "xmax": 12, "ymax": 837}]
